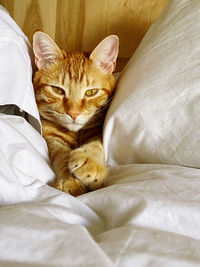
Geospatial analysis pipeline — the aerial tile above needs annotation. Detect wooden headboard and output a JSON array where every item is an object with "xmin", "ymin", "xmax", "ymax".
[{"xmin": 0, "ymin": 0, "xmax": 169, "ymax": 71}]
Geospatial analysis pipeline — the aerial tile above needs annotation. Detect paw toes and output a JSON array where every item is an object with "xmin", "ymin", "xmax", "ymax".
[
  {"xmin": 67, "ymin": 149, "xmax": 107, "ymax": 191},
  {"xmin": 68, "ymin": 153, "xmax": 87, "ymax": 172}
]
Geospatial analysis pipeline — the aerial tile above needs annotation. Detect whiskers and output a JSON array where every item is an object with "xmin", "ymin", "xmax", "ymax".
[
  {"xmin": 43, "ymin": 110, "xmax": 59, "ymax": 117},
  {"xmin": 85, "ymin": 96, "xmax": 114, "ymax": 129},
  {"xmin": 94, "ymin": 95, "xmax": 114, "ymax": 116},
  {"xmin": 41, "ymin": 110, "xmax": 61, "ymax": 122}
]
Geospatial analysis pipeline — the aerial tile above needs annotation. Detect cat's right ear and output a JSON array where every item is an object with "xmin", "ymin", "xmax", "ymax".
[
  {"xmin": 33, "ymin": 31, "xmax": 63, "ymax": 70},
  {"xmin": 90, "ymin": 35, "xmax": 119, "ymax": 74}
]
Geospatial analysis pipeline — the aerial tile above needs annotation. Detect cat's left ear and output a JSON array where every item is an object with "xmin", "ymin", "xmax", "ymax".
[
  {"xmin": 33, "ymin": 31, "xmax": 63, "ymax": 70},
  {"xmin": 90, "ymin": 35, "xmax": 119, "ymax": 74}
]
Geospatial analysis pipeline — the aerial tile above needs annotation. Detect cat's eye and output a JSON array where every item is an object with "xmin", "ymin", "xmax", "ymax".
[
  {"xmin": 52, "ymin": 86, "xmax": 65, "ymax": 95},
  {"xmin": 85, "ymin": 89, "xmax": 98, "ymax": 97}
]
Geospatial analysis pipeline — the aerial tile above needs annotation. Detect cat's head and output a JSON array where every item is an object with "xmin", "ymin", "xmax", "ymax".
[{"xmin": 33, "ymin": 31, "xmax": 119, "ymax": 131}]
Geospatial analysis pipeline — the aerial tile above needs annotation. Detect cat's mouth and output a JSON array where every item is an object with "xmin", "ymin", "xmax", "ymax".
[{"xmin": 66, "ymin": 122, "xmax": 84, "ymax": 132}]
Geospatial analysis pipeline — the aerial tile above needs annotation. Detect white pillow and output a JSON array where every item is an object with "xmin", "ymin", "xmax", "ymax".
[
  {"xmin": 103, "ymin": 0, "xmax": 200, "ymax": 168},
  {"xmin": 0, "ymin": 6, "xmax": 41, "ymax": 132}
]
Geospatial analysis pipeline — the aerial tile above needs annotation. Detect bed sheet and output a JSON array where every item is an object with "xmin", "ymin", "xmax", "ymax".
[
  {"xmin": 0, "ymin": 115, "xmax": 200, "ymax": 267},
  {"xmin": 1, "ymin": 3, "xmax": 200, "ymax": 267}
]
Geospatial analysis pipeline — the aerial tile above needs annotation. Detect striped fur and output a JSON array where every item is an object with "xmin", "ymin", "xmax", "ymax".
[{"xmin": 33, "ymin": 32, "xmax": 118, "ymax": 196}]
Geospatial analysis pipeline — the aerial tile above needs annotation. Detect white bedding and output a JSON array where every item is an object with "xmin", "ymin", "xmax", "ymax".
[
  {"xmin": 1, "ymin": 151, "xmax": 200, "ymax": 266},
  {"xmin": 1, "ymin": 1, "xmax": 200, "ymax": 266}
]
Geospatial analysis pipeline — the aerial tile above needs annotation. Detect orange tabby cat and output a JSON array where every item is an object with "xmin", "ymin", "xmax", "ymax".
[{"xmin": 33, "ymin": 31, "xmax": 119, "ymax": 196}]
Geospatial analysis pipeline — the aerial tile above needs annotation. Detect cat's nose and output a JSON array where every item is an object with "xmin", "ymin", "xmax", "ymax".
[{"xmin": 68, "ymin": 111, "xmax": 80, "ymax": 121}]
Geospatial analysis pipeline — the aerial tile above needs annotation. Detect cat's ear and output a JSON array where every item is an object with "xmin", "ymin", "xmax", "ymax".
[
  {"xmin": 90, "ymin": 35, "xmax": 119, "ymax": 74},
  {"xmin": 33, "ymin": 31, "xmax": 63, "ymax": 70}
]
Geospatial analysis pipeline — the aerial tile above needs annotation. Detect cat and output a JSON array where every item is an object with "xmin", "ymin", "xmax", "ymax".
[{"xmin": 33, "ymin": 31, "xmax": 119, "ymax": 196}]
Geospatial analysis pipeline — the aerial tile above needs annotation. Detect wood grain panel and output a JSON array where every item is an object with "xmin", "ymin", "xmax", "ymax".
[
  {"xmin": 55, "ymin": 0, "xmax": 169, "ymax": 57},
  {"xmin": 0, "ymin": 0, "xmax": 14, "ymax": 16},
  {"xmin": 56, "ymin": 0, "xmax": 86, "ymax": 51},
  {"xmin": 0, "ymin": 0, "xmax": 169, "ymax": 66}
]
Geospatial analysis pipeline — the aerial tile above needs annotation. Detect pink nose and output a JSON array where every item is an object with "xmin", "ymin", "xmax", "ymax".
[{"xmin": 68, "ymin": 111, "xmax": 80, "ymax": 121}]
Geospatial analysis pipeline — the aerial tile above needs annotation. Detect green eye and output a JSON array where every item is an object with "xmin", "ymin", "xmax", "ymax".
[
  {"xmin": 85, "ymin": 89, "xmax": 98, "ymax": 97},
  {"xmin": 52, "ymin": 86, "xmax": 65, "ymax": 95}
]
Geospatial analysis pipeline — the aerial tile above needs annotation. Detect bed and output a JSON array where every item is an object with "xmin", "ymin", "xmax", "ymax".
[{"xmin": 1, "ymin": 0, "xmax": 200, "ymax": 266}]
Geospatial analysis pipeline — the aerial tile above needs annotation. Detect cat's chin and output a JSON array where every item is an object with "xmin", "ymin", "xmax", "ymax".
[{"xmin": 66, "ymin": 123, "xmax": 83, "ymax": 132}]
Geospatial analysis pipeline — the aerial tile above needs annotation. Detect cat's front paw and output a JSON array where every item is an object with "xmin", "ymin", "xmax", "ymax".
[
  {"xmin": 51, "ymin": 174, "xmax": 88, "ymax": 197},
  {"xmin": 68, "ymin": 148, "xmax": 107, "ymax": 191}
]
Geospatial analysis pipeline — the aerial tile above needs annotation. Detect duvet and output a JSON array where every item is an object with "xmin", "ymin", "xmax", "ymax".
[
  {"xmin": 1, "ymin": 1, "xmax": 200, "ymax": 266},
  {"xmin": 1, "ymin": 113, "xmax": 200, "ymax": 266}
]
